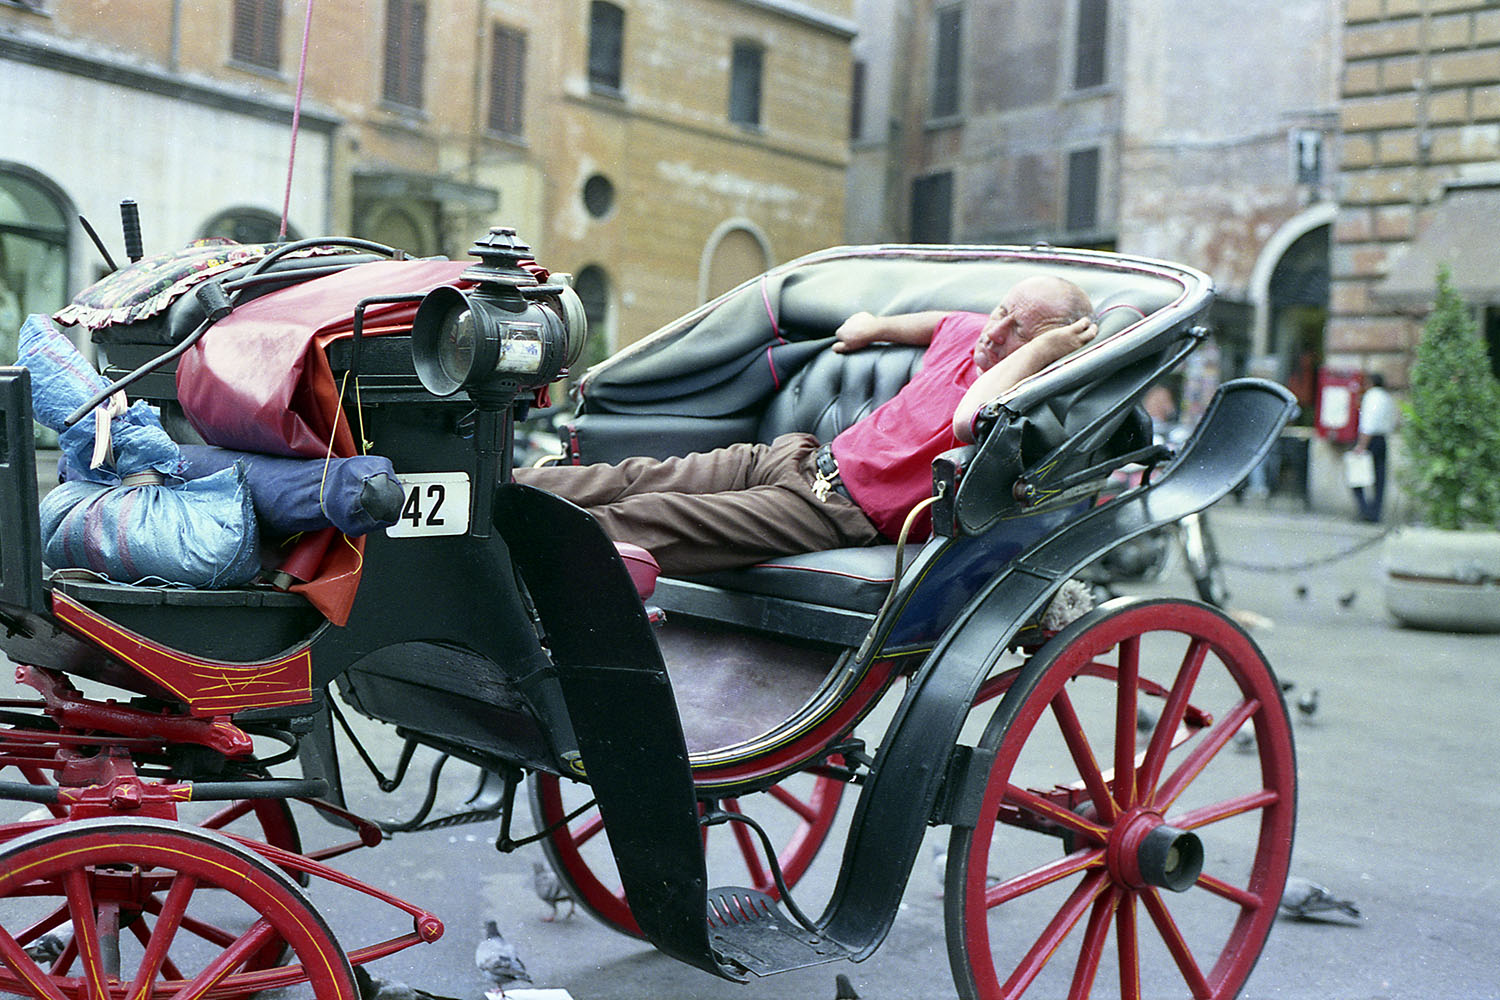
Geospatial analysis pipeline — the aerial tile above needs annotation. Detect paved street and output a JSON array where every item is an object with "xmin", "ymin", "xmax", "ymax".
[{"xmin": 5, "ymin": 495, "xmax": 1499, "ymax": 998}]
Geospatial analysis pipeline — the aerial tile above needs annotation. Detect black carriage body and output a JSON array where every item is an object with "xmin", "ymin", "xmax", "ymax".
[{"xmin": 0, "ymin": 242, "xmax": 1299, "ymax": 990}]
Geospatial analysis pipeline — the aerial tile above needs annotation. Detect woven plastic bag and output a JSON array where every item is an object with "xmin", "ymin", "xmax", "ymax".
[{"xmin": 20, "ymin": 314, "xmax": 259, "ymax": 587}]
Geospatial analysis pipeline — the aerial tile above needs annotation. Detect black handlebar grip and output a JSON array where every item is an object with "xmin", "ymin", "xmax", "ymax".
[{"xmin": 121, "ymin": 199, "xmax": 143, "ymax": 262}]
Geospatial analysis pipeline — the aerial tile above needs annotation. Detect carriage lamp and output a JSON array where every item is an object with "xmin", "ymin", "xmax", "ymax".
[{"xmin": 411, "ymin": 228, "xmax": 587, "ymax": 408}]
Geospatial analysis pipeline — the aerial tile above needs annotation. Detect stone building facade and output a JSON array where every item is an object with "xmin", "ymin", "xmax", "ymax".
[
  {"xmin": 0, "ymin": 0, "xmax": 854, "ymax": 360},
  {"xmin": 848, "ymin": 0, "xmax": 1353, "ymax": 503},
  {"xmin": 1331, "ymin": 0, "xmax": 1500, "ymax": 386}
]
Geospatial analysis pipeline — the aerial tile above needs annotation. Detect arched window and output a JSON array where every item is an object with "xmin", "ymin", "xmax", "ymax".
[
  {"xmin": 702, "ymin": 222, "xmax": 771, "ymax": 303},
  {"xmin": 200, "ymin": 207, "xmax": 299, "ymax": 245},
  {"xmin": 572, "ymin": 264, "xmax": 612, "ymax": 372},
  {"xmin": 0, "ymin": 166, "xmax": 70, "ymax": 363}
]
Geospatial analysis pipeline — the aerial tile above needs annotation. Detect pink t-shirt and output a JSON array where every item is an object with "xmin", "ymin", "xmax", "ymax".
[{"xmin": 830, "ymin": 311, "xmax": 984, "ymax": 540}]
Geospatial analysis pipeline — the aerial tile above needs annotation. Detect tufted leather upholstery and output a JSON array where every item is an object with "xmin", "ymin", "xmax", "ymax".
[{"xmin": 756, "ymin": 344, "xmax": 926, "ymax": 444}]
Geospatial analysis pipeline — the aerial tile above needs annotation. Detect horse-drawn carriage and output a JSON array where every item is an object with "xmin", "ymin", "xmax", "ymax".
[{"xmin": 0, "ymin": 226, "xmax": 1296, "ymax": 998}]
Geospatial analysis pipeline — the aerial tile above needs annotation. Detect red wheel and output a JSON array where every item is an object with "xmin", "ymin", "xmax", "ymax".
[
  {"xmin": 0, "ymin": 818, "xmax": 357, "ymax": 1000},
  {"xmin": 946, "ymin": 598, "xmax": 1295, "ymax": 999},
  {"xmin": 529, "ymin": 768, "xmax": 845, "ymax": 936}
]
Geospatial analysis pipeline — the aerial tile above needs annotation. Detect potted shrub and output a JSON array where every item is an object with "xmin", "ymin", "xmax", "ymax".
[{"xmin": 1383, "ymin": 266, "xmax": 1500, "ymax": 630}]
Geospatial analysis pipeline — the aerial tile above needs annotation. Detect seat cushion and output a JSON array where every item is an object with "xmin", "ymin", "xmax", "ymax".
[{"xmin": 684, "ymin": 544, "xmax": 906, "ymax": 613}]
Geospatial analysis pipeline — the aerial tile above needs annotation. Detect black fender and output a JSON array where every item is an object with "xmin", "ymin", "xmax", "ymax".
[
  {"xmin": 491, "ymin": 484, "xmax": 733, "ymax": 978},
  {"xmin": 814, "ymin": 377, "xmax": 1297, "ymax": 954}
]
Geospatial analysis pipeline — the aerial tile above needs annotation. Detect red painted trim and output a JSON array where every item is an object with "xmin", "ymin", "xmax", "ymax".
[{"xmin": 48, "ymin": 592, "xmax": 315, "ymax": 716}]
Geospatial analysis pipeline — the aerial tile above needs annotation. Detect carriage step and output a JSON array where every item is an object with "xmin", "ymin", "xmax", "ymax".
[{"xmin": 706, "ymin": 887, "xmax": 853, "ymax": 976}]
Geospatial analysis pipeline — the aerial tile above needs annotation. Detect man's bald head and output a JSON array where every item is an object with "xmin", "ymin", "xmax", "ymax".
[{"xmin": 973, "ymin": 275, "xmax": 1094, "ymax": 372}]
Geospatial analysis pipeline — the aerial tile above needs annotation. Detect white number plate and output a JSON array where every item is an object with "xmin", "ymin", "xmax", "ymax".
[{"xmin": 386, "ymin": 472, "xmax": 471, "ymax": 538}]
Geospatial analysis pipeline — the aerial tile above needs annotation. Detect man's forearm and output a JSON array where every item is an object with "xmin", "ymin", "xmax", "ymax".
[{"xmin": 833, "ymin": 310, "xmax": 948, "ymax": 352}]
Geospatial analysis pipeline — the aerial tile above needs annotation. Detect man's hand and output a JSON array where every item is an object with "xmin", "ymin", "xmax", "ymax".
[
  {"xmin": 832, "ymin": 310, "xmax": 948, "ymax": 353},
  {"xmin": 1034, "ymin": 315, "xmax": 1098, "ymax": 356},
  {"xmin": 833, "ymin": 311, "xmax": 882, "ymax": 353}
]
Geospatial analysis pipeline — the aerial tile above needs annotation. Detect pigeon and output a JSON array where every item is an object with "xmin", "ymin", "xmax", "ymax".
[
  {"xmin": 834, "ymin": 972, "xmax": 862, "ymax": 998},
  {"xmin": 1278, "ymin": 875, "xmax": 1361, "ymax": 921},
  {"xmin": 354, "ymin": 966, "xmax": 464, "ymax": 1000},
  {"xmin": 531, "ymin": 860, "xmax": 575, "ymax": 922},
  {"xmin": 23, "ymin": 923, "xmax": 73, "ymax": 965},
  {"xmin": 1296, "ymin": 688, "xmax": 1320, "ymax": 720},
  {"xmin": 1233, "ymin": 728, "xmax": 1256, "ymax": 754},
  {"xmin": 1294, "ymin": 583, "xmax": 1308, "ymax": 599},
  {"xmin": 1136, "ymin": 704, "xmax": 1157, "ymax": 733},
  {"xmin": 1337, "ymin": 590, "xmax": 1357, "ymax": 608},
  {"xmin": 475, "ymin": 920, "xmax": 532, "ymax": 998}
]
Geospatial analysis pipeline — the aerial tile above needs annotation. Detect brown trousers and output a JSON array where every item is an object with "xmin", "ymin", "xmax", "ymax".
[{"xmin": 513, "ymin": 433, "xmax": 880, "ymax": 575}]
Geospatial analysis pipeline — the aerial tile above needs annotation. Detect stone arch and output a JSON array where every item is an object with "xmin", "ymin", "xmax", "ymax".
[{"xmin": 698, "ymin": 218, "xmax": 773, "ymax": 305}]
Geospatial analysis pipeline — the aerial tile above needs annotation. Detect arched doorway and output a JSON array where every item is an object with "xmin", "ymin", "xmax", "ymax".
[
  {"xmin": 700, "ymin": 220, "xmax": 772, "ymax": 304},
  {"xmin": 0, "ymin": 166, "xmax": 71, "ymax": 363},
  {"xmin": 1266, "ymin": 224, "xmax": 1330, "ymax": 424}
]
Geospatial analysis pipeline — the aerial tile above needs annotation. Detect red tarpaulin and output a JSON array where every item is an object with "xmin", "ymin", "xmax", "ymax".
[{"xmin": 176, "ymin": 259, "xmax": 471, "ymax": 624}]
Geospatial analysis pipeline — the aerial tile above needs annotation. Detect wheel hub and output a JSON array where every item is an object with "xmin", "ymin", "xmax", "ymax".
[{"xmin": 1106, "ymin": 808, "xmax": 1204, "ymax": 893}]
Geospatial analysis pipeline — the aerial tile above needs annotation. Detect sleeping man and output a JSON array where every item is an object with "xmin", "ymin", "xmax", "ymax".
[{"xmin": 514, "ymin": 275, "xmax": 1096, "ymax": 575}]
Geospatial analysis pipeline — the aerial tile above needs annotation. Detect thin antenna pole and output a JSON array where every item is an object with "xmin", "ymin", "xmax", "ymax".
[{"xmin": 280, "ymin": 0, "xmax": 315, "ymax": 242}]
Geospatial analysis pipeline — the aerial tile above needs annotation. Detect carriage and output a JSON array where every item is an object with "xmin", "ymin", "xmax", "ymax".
[{"xmin": 0, "ymin": 225, "xmax": 1297, "ymax": 998}]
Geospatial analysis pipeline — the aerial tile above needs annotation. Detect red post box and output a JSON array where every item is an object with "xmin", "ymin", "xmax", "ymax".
[{"xmin": 1315, "ymin": 368, "xmax": 1363, "ymax": 444}]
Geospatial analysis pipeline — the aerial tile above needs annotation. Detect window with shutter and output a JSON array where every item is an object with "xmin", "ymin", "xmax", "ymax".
[
  {"xmin": 931, "ymin": 5, "xmax": 962, "ymax": 120},
  {"xmin": 383, "ymin": 0, "xmax": 427, "ymax": 109},
  {"xmin": 231, "ymin": 0, "xmax": 281, "ymax": 71},
  {"xmin": 588, "ymin": 1, "xmax": 625, "ymax": 93},
  {"xmin": 910, "ymin": 172, "xmax": 954, "ymax": 244},
  {"xmin": 1066, "ymin": 147, "xmax": 1101, "ymax": 233},
  {"xmin": 489, "ymin": 25, "xmax": 526, "ymax": 136},
  {"xmin": 1074, "ymin": 0, "xmax": 1108, "ymax": 90},
  {"xmin": 729, "ymin": 41, "xmax": 763, "ymax": 128}
]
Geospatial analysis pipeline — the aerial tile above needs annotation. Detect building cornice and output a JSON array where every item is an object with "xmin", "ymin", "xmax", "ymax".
[
  {"xmin": 0, "ymin": 29, "xmax": 340, "ymax": 132},
  {"xmin": 728, "ymin": 0, "xmax": 857, "ymax": 38}
]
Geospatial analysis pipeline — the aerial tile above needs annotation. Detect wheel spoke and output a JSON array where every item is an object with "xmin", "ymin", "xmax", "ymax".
[
  {"xmin": 1195, "ymin": 871, "xmax": 1263, "ymax": 910},
  {"xmin": 1068, "ymin": 885, "xmax": 1121, "ymax": 1000},
  {"xmin": 126, "ymin": 872, "xmax": 197, "ymax": 1000},
  {"xmin": 171, "ymin": 919, "xmax": 279, "ymax": 1000},
  {"xmin": 986, "ymin": 847, "xmax": 1106, "ymax": 908},
  {"xmin": 127, "ymin": 916, "xmax": 185, "ymax": 981},
  {"xmin": 766, "ymin": 782, "xmax": 819, "ymax": 823},
  {"xmin": 1152, "ymin": 698, "xmax": 1260, "ymax": 811},
  {"xmin": 1136, "ymin": 637, "xmax": 1209, "ymax": 801},
  {"xmin": 0, "ymin": 924, "xmax": 71, "ymax": 1000},
  {"xmin": 63, "ymin": 869, "xmax": 110, "ymax": 1000},
  {"xmin": 1116, "ymin": 893, "xmax": 1140, "ymax": 1000},
  {"xmin": 1139, "ymin": 888, "xmax": 1212, "ymax": 998},
  {"xmin": 197, "ymin": 801, "xmax": 254, "ymax": 831},
  {"xmin": 999, "ymin": 870, "xmax": 1109, "ymax": 996},
  {"xmin": 1114, "ymin": 636, "xmax": 1140, "ymax": 809},
  {"xmin": 1050, "ymin": 688, "xmax": 1118, "ymax": 822},
  {"xmin": 1171, "ymin": 787, "xmax": 1280, "ymax": 831},
  {"xmin": 1003, "ymin": 784, "xmax": 1110, "ymax": 843},
  {"xmin": 570, "ymin": 811, "xmax": 606, "ymax": 848},
  {"xmin": 727, "ymin": 816, "xmax": 771, "ymax": 891}
]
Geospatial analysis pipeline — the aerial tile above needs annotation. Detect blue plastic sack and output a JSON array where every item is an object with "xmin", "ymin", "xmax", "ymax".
[
  {"xmin": 21, "ymin": 314, "xmax": 259, "ymax": 587},
  {"xmin": 18, "ymin": 314, "xmax": 182, "ymax": 483},
  {"xmin": 178, "ymin": 445, "xmax": 404, "ymax": 537},
  {"xmin": 39, "ymin": 469, "xmax": 260, "ymax": 588}
]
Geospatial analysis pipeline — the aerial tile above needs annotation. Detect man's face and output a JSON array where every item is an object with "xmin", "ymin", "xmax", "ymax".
[{"xmin": 973, "ymin": 298, "xmax": 1021, "ymax": 372}]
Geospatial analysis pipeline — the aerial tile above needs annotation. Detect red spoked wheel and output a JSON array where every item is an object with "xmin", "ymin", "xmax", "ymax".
[
  {"xmin": 530, "ymin": 768, "xmax": 845, "ymax": 937},
  {"xmin": 946, "ymin": 598, "xmax": 1295, "ymax": 999},
  {"xmin": 0, "ymin": 817, "xmax": 357, "ymax": 1000}
]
